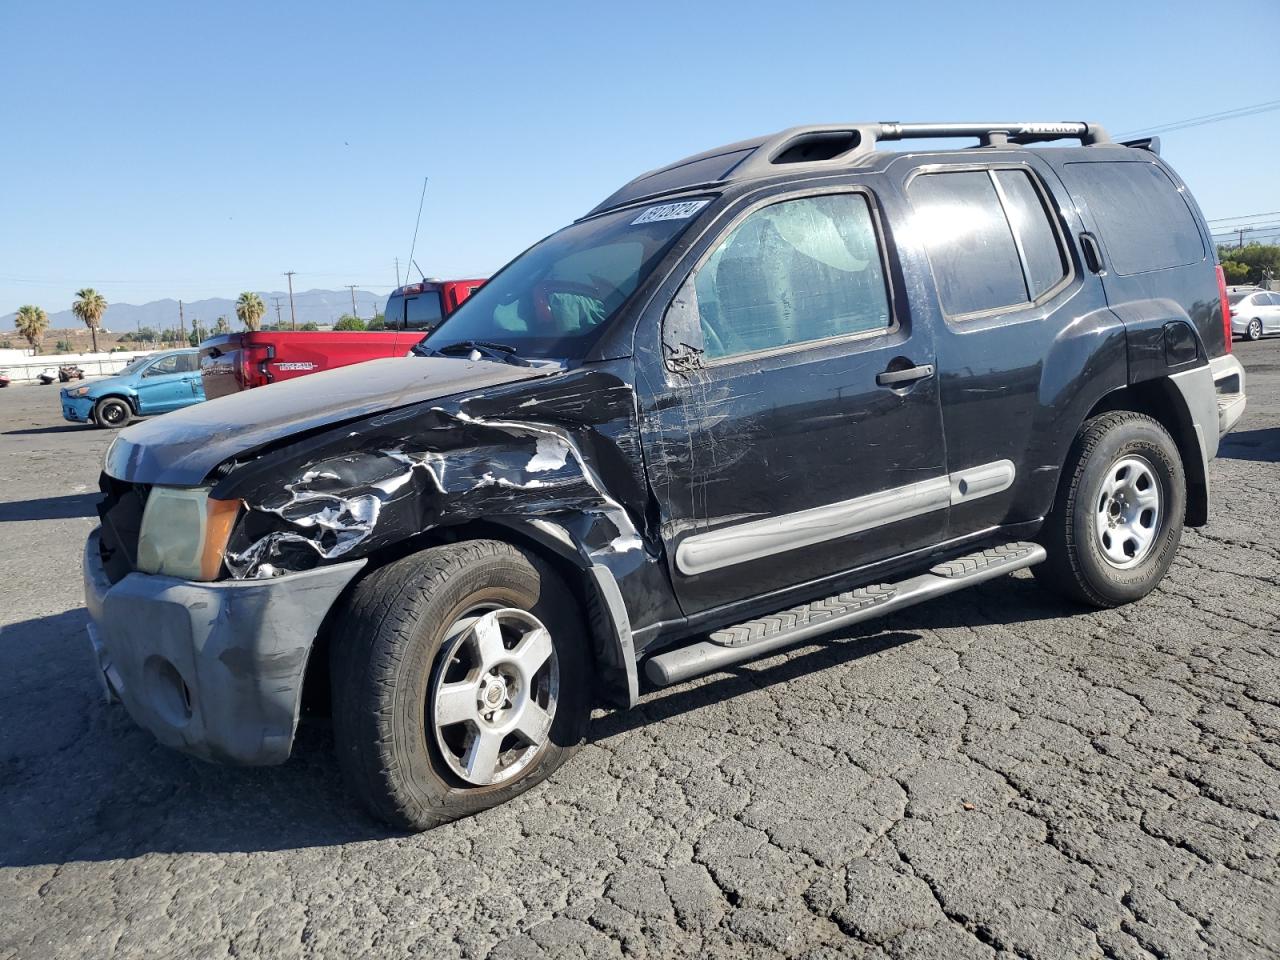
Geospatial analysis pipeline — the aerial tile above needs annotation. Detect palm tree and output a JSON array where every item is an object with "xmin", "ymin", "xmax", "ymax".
[
  {"xmin": 215, "ymin": 315, "xmax": 230, "ymax": 335},
  {"xmin": 235, "ymin": 292, "xmax": 266, "ymax": 331},
  {"xmin": 72, "ymin": 288, "xmax": 108, "ymax": 353},
  {"xmin": 14, "ymin": 305, "xmax": 49, "ymax": 353}
]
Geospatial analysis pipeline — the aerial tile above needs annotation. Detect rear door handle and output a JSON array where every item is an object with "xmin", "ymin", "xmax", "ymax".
[
  {"xmin": 876, "ymin": 363, "xmax": 935, "ymax": 387},
  {"xmin": 1079, "ymin": 232, "xmax": 1104, "ymax": 273}
]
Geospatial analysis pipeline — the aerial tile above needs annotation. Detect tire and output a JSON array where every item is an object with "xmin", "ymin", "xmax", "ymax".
[
  {"xmin": 1034, "ymin": 411, "xmax": 1185, "ymax": 608},
  {"xmin": 331, "ymin": 540, "xmax": 591, "ymax": 831},
  {"xmin": 1247, "ymin": 318, "xmax": 1263, "ymax": 341},
  {"xmin": 93, "ymin": 397, "xmax": 131, "ymax": 429}
]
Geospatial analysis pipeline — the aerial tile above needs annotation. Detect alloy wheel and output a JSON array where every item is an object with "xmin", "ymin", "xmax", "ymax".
[{"xmin": 429, "ymin": 607, "xmax": 559, "ymax": 786}]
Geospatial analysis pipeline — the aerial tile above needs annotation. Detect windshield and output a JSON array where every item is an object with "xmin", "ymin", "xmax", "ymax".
[
  {"xmin": 1228, "ymin": 292, "xmax": 1250, "ymax": 304},
  {"xmin": 117, "ymin": 356, "xmax": 150, "ymax": 376},
  {"xmin": 421, "ymin": 199, "xmax": 710, "ymax": 359}
]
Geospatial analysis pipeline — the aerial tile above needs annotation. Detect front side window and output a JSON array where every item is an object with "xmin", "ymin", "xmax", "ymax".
[
  {"xmin": 690, "ymin": 193, "xmax": 891, "ymax": 361},
  {"xmin": 909, "ymin": 168, "xmax": 1067, "ymax": 317},
  {"xmin": 146, "ymin": 355, "xmax": 181, "ymax": 376},
  {"xmin": 422, "ymin": 200, "xmax": 708, "ymax": 359}
]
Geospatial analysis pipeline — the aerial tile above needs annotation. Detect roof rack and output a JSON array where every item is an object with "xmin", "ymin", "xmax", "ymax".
[{"xmin": 590, "ymin": 121, "xmax": 1113, "ymax": 215}]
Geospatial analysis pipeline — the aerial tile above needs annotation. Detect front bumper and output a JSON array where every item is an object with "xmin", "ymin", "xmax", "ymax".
[
  {"xmin": 61, "ymin": 393, "xmax": 95, "ymax": 423},
  {"xmin": 83, "ymin": 529, "xmax": 365, "ymax": 765}
]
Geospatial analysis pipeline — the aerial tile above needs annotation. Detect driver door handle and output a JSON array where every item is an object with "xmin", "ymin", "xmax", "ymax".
[{"xmin": 876, "ymin": 363, "xmax": 935, "ymax": 387}]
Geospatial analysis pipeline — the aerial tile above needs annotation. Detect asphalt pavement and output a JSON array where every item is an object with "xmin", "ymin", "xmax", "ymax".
[{"xmin": 1, "ymin": 343, "xmax": 1278, "ymax": 959}]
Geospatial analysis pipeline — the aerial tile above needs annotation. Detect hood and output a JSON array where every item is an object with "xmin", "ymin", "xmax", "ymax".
[
  {"xmin": 105, "ymin": 356, "xmax": 557, "ymax": 486},
  {"xmin": 67, "ymin": 374, "xmax": 129, "ymax": 397}
]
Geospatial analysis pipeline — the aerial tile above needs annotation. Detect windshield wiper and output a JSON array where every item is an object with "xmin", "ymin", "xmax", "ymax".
[{"xmin": 412, "ymin": 338, "xmax": 529, "ymax": 365}]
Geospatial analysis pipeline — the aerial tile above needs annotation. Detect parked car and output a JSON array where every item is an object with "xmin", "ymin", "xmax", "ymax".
[
  {"xmin": 85, "ymin": 120, "xmax": 1245, "ymax": 830},
  {"xmin": 199, "ymin": 278, "xmax": 485, "ymax": 398},
  {"xmin": 61, "ymin": 349, "xmax": 204, "ymax": 428},
  {"xmin": 1228, "ymin": 288, "xmax": 1280, "ymax": 340}
]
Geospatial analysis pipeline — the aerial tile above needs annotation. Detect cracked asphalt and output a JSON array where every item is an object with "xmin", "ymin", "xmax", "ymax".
[{"xmin": 1, "ymin": 343, "xmax": 1278, "ymax": 960}]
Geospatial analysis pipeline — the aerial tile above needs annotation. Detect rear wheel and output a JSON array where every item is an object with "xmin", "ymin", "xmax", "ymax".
[
  {"xmin": 1034, "ymin": 412, "xmax": 1185, "ymax": 608},
  {"xmin": 331, "ymin": 540, "xmax": 590, "ymax": 831},
  {"xmin": 93, "ymin": 397, "xmax": 131, "ymax": 429},
  {"xmin": 1247, "ymin": 318, "xmax": 1263, "ymax": 341}
]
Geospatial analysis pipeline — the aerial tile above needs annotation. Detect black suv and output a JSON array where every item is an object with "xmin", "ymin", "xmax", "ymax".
[{"xmin": 85, "ymin": 121, "xmax": 1247, "ymax": 829}]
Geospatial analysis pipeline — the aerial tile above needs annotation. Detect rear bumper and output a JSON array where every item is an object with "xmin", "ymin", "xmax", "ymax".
[
  {"xmin": 1210, "ymin": 354, "xmax": 1246, "ymax": 437},
  {"xmin": 83, "ymin": 529, "xmax": 365, "ymax": 765}
]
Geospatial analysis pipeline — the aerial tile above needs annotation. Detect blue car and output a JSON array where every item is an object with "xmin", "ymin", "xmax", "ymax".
[{"xmin": 61, "ymin": 349, "xmax": 205, "ymax": 429}]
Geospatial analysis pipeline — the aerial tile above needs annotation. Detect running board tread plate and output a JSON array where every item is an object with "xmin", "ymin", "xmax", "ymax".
[
  {"xmin": 646, "ymin": 541, "xmax": 1045, "ymax": 686},
  {"xmin": 710, "ymin": 585, "xmax": 897, "ymax": 647}
]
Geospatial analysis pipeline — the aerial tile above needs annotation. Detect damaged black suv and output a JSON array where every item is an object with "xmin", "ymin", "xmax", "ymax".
[{"xmin": 86, "ymin": 121, "xmax": 1246, "ymax": 830}]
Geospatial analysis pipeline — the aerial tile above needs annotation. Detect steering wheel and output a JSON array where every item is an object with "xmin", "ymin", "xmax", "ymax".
[
  {"xmin": 699, "ymin": 321, "xmax": 727, "ymax": 358},
  {"xmin": 531, "ymin": 279, "xmax": 604, "ymax": 328}
]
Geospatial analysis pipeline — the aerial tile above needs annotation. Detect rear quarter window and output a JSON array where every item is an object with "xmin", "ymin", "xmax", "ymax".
[{"xmin": 1065, "ymin": 160, "xmax": 1205, "ymax": 276}]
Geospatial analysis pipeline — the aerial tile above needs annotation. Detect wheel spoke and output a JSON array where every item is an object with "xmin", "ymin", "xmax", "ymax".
[
  {"xmin": 435, "ymin": 680, "xmax": 478, "ymax": 727},
  {"xmin": 513, "ymin": 701, "xmax": 554, "ymax": 746},
  {"xmin": 511, "ymin": 626, "xmax": 553, "ymax": 678},
  {"xmin": 464, "ymin": 728, "xmax": 504, "ymax": 784},
  {"xmin": 470, "ymin": 613, "xmax": 507, "ymax": 669}
]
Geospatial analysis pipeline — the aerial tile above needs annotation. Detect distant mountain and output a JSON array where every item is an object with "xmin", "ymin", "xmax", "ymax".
[{"xmin": 0, "ymin": 289, "xmax": 389, "ymax": 332}]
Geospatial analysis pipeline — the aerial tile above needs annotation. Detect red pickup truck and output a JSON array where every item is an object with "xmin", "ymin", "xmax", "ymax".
[{"xmin": 200, "ymin": 278, "xmax": 485, "ymax": 399}]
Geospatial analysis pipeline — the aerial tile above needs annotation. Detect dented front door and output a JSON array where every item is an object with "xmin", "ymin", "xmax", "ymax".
[{"xmin": 636, "ymin": 185, "xmax": 949, "ymax": 616}]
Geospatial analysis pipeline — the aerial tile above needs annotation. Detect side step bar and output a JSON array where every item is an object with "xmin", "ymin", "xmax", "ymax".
[{"xmin": 645, "ymin": 542, "xmax": 1046, "ymax": 686}]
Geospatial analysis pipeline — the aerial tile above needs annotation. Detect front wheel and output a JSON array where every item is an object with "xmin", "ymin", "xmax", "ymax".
[
  {"xmin": 1034, "ymin": 411, "xmax": 1185, "ymax": 608},
  {"xmin": 331, "ymin": 540, "xmax": 591, "ymax": 831},
  {"xmin": 1247, "ymin": 318, "xmax": 1263, "ymax": 341},
  {"xmin": 93, "ymin": 397, "xmax": 131, "ymax": 429}
]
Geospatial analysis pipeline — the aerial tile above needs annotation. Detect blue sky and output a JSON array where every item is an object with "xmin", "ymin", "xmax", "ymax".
[{"xmin": 3, "ymin": 0, "xmax": 1278, "ymax": 316}]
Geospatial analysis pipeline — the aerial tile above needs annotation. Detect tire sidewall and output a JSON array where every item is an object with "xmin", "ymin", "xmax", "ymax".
[
  {"xmin": 1071, "ymin": 419, "xmax": 1185, "ymax": 604},
  {"xmin": 381, "ymin": 550, "xmax": 588, "ymax": 823}
]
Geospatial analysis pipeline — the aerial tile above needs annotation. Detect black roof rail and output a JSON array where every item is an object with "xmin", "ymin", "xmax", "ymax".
[{"xmin": 589, "ymin": 121, "xmax": 1112, "ymax": 216}]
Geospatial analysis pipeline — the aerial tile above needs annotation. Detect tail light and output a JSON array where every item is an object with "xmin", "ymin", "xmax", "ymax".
[
  {"xmin": 236, "ymin": 343, "xmax": 275, "ymax": 388},
  {"xmin": 1215, "ymin": 266, "xmax": 1232, "ymax": 354}
]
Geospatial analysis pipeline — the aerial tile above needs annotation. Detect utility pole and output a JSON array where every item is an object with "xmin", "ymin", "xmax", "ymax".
[
  {"xmin": 273, "ymin": 297, "xmax": 284, "ymax": 329},
  {"xmin": 346, "ymin": 284, "xmax": 360, "ymax": 319},
  {"xmin": 395, "ymin": 257, "xmax": 401, "ymax": 287},
  {"xmin": 178, "ymin": 300, "xmax": 185, "ymax": 346},
  {"xmin": 284, "ymin": 271, "xmax": 297, "ymax": 330},
  {"xmin": 1238, "ymin": 227, "xmax": 1252, "ymax": 249}
]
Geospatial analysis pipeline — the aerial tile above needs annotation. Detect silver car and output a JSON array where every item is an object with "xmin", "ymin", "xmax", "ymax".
[{"xmin": 1230, "ymin": 289, "xmax": 1280, "ymax": 340}]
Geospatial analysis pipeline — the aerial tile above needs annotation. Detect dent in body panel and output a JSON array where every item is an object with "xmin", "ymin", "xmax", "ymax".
[{"xmin": 216, "ymin": 368, "xmax": 654, "ymax": 581}]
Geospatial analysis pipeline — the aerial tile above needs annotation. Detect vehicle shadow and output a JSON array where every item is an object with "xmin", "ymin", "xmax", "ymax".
[
  {"xmin": 1, "ymin": 576, "xmax": 1077, "ymax": 867},
  {"xmin": 594, "ymin": 573, "xmax": 1080, "ymax": 740},
  {"xmin": 3, "ymin": 424, "xmax": 89, "ymax": 436},
  {"xmin": 0, "ymin": 609, "xmax": 396, "ymax": 869},
  {"xmin": 1218, "ymin": 426, "xmax": 1280, "ymax": 463},
  {"xmin": 0, "ymin": 493, "xmax": 100, "ymax": 521}
]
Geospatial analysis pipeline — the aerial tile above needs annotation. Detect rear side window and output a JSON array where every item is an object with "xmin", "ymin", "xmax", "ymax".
[
  {"xmin": 1065, "ymin": 161, "xmax": 1205, "ymax": 276},
  {"xmin": 691, "ymin": 193, "xmax": 892, "ymax": 360},
  {"xmin": 908, "ymin": 168, "xmax": 1068, "ymax": 317},
  {"xmin": 405, "ymin": 292, "xmax": 444, "ymax": 331},
  {"xmin": 994, "ymin": 170, "xmax": 1067, "ymax": 300}
]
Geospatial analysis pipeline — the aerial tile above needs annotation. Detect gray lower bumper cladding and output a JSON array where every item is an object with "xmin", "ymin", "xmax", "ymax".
[{"xmin": 83, "ymin": 529, "xmax": 365, "ymax": 765}]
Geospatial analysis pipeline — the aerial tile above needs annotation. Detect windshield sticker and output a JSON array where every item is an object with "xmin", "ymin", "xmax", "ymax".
[{"xmin": 631, "ymin": 200, "xmax": 710, "ymax": 225}]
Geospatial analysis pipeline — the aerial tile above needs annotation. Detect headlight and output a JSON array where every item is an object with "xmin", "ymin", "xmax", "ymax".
[
  {"xmin": 136, "ymin": 486, "xmax": 241, "ymax": 581},
  {"xmin": 74, "ymin": 385, "xmax": 90, "ymax": 397}
]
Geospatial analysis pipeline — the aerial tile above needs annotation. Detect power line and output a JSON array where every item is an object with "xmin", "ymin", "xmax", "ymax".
[
  {"xmin": 1116, "ymin": 98, "xmax": 1280, "ymax": 138},
  {"xmin": 1207, "ymin": 210, "xmax": 1280, "ymax": 223}
]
